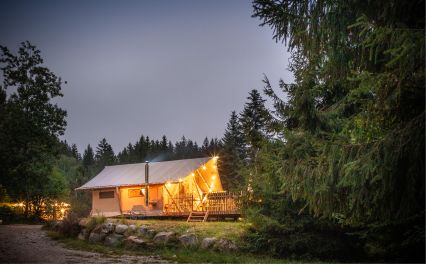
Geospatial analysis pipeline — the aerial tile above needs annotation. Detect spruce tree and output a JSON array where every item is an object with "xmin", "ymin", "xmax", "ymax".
[
  {"xmin": 239, "ymin": 89, "xmax": 270, "ymax": 160},
  {"xmin": 220, "ymin": 111, "xmax": 245, "ymax": 190},
  {"xmin": 95, "ymin": 138, "xmax": 115, "ymax": 168}
]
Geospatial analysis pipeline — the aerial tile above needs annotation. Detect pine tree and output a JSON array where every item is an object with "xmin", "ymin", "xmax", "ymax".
[
  {"xmin": 95, "ymin": 138, "xmax": 115, "ymax": 168},
  {"xmin": 71, "ymin": 144, "xmax": 81, "ymax": 160},
  {"xmin": 239, "ymin": 89, "xmax": 270, "ymax": 160},
  {"xmin": 220, "ymin": 111, "xmax": 246, "ymax": 190}
]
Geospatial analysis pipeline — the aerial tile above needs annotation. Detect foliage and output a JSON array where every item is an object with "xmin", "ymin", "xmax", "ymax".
[
  {"xmin": 249, "ymin": 0, "xmax": 424, "ymax": 261},
  {"xmin": 85, "ymin": 215, "xmax": 107, "ymax": 232},
  {"xmin": 219, "ymin": 111, "xmax": 246, "ymax": 190},
  {"xmin": 57, "ymin": 212, "xmax": 81, "ymax": 237},
  {"xmin": 0, "ymin": 41, "xmax": 67, "ymax": 218}
]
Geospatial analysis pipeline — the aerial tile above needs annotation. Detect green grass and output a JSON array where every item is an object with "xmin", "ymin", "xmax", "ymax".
[{"xmin": 47, "ymin": 230, "xmax": 299, "ymax": 263}]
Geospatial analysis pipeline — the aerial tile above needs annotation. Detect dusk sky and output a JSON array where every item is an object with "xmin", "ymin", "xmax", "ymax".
[{"xmin": 0, "ymin": 0, "xmax": 292, "ymax": 153}]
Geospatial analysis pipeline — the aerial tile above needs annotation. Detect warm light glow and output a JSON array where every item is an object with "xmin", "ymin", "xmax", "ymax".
[
  {"xmin": 191, "ymin": 173, "xmax": 195, "ymax": 176},
  {"xmin": 211, "ymin": 175, "xmax": 216, "ymax": 180},
  {"xmin": 179, "ymin": 178, "xmax": 183, "ymax": 182},
  {"xmin": 213, "ymin": 156, "xmax": 218, "ymax": 161},
  {"xmin": 62, "ymin": 203, "xmax": 70, "ymax": 207},
  {"xmin": 212, "ymin": 165, "xmax": 217, "ymax": 169},
  {"xmin": 54, "ymin": 203, "xmax": 58, "ymax": 207},
  {"xmin": 202, "ymin": 165, "xmax": 206, "ymax": 170},
  {"xmin": 18, "ymin": 203, "xmax": 24, "ymax": 207},
  {"xmin": 60, "ymin": 208, "xmax": 65, "ymax": 213},
  {"xmin": 166, "ymin": 181, "xmax": 172, "ymax": 187}
]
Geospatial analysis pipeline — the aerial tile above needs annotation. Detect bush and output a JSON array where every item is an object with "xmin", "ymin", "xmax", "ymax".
[{"xmin": 86, "ymin": 215, "xmax": 107, "ymax": 232}]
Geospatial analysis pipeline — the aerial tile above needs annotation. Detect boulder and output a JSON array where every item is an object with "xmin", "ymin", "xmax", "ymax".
[
  {"xmin": 101, "ymin": 222, "xmax": 115, "ymax": 234},
  {"xmin": 104, "ymin": 234, "xmax": 124, "ymax": 247},
  {"xmin": 214, "ymin": 238, "xmax": 238, "ymax": 252},
  {"xmin": 88, "ymin": 232, "xmax": 103, "ymax": 242},
  {"xmin": 114, "ymin": 224, "xmax": 128, "ymax": 234},
  {"xmin": 77, "ymin": 232, "xmax": 86, "ymax": 240},
  {"xmin": 153, "ymin": 231, "xmax": 177, "ymax": 244},
  {"xmin": 80, "ymin": 228, "xmax": 90, "ymax": 240},
  {"xmin": 179, "ymin": 234, "xmax": 199, "ymax": 248},
  {"xmin": 125, "ymin": 236, "xmax": 146, "ymax": 248},
  {"xmin": 138, "ymin": 225, "xmax": 149, "ymax": 235},
  {"xmin": 78, "ymin": 218, "xmax": 89, "ymax": 227},
  {"xmin": 201, "ymin": 237, "xmax": 217, "ymax": 249},
  {"xmin": 128, "ymin": 224, "xmax": 137, "ymax": 233},
  {"xmin": 146, "ymin": 229, "xmax": 157, "ymax": 238}
]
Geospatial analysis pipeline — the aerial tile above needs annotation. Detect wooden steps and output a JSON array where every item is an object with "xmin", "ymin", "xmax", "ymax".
[{"xmin": 187, "ymin": 211, "xmax": 209, "ymax": 222}]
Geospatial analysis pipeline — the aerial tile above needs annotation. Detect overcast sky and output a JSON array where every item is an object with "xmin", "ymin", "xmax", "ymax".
[{"xmin": 0, "ymin": 0, "xmax": 292, "ymax": 154}]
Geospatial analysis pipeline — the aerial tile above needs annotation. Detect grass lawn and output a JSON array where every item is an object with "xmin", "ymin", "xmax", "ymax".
[{"xmin": 48, "ymin": 230, "xmax": 300, "ymax": 263}]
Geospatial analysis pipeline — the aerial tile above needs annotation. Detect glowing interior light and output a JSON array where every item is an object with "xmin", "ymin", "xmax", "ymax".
[
  {"xmin": 213, "ymin": 156, "xmax": 218, "ymax": 161},
  {"xmin": 202, "ymin": 165, "xmax": 206, "ymax": 170},
  {"xmin": 211, "ymin": 175, "xmax": 216, "ymax": 180},
  {"xmin": 179, "ymin": 178, "xmax": 183, "ymax": 182},
  {"xmin": 212, "ymin": 165, "xmax": 217, "ymax": 169},
  {"xmin": 191, "ymin": 173, "xmax": 195, "ymax": 176}
]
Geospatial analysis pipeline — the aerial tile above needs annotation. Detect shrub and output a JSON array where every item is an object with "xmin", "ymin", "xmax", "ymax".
[
  {"xmin": 58, "ymin": 212, "xmax": 81, "ymax": 237},
  {"xmin": 86, "ymin": 215, "xmax": 107, "ymax": 232}
]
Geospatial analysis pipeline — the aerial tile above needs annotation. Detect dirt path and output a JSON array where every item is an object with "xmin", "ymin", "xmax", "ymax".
[{"xmin": 0, "ymin": 224, "xmax": 169, "ymax": 263}]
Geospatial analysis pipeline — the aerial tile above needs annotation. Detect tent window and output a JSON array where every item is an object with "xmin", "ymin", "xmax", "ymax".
[
  {"xmin": 99, "ymin": 191, "xmax": 114, "ymax": 199},
  {"xmin": 128, "ymin": 188, "xmax": 143, "ymax": 198}
]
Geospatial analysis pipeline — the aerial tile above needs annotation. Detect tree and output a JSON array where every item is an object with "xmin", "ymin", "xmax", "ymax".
[
  {"xmin": 70, "ymin": 144, "xmax": 81, "ymax": 160},
  {"xmin": 250, "ymin": 0, "xmax": 424, "ymax": 260},
  {"xmin": 239, "ymin": 89, "xmax": 270, "ymax": 160},
  {"xmin": 219, "ymin": 111, "xmax": 246, "ymax": 190},
  {"xmin": 0, "ymin": 41, "xmax": 67, "ymax": 217},
  {"xmin": 82, "ymin": 144, "xmax": 95, "ymax": 168},
  {"xmin": 95, "ymin": 138, "xmax": 115, "ymax": 168}
]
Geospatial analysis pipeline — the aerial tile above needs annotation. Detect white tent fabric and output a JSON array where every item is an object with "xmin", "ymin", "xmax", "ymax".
[{"xmin": 76, "ymin": 157, "xmax": 211, "ymax": 190}]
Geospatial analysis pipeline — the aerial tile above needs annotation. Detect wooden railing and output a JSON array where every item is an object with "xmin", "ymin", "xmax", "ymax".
[{"xmin": 164, "ymin": 191, "xmax": 241, "ymax": 214}]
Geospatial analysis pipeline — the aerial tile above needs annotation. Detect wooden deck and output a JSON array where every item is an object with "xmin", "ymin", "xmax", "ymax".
[{"xmin": 124, "ymin": 191, "xmax": 241, "ymax": 220}]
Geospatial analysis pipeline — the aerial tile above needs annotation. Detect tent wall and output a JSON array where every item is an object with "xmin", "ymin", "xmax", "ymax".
[
  {"xmin": 91, "ymin": 188, "xmax": 121, "ymax": 217},
  {"xmin": 119, "ymin": 185, "xmax": 163, "ymax": 212}
]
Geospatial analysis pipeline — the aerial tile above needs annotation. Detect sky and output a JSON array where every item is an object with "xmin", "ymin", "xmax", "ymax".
[{"xmin": 0, "ymin": 0, "xmax": 292, "ymax": 154}]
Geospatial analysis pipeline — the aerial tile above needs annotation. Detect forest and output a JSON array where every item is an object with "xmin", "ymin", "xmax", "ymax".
[{"xmin": 0, "ymin": 0, "xmax": 424, "ymax": 262}]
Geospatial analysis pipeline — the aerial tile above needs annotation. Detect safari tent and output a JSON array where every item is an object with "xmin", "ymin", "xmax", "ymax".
[{"xmin": 76, "ymin": 157, "xmax": 239, "ymax": 220}]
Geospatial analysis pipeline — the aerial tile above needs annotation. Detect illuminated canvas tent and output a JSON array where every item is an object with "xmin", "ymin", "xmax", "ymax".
[{"xmin": 76, "ymin": 157, "xmax": 230, "ymax": 217}]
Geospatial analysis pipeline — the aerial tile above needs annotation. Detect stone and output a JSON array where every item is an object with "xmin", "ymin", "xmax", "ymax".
[
  {"xmin": 77, "ymin": 232, "xmax": 85, "ymax": 240},
  {"xmin": 104, "ymin": 234, "xmax": 124, "ymax": 247},
  {"xmin": 201, "ymin": 237, "xmax": 217, "ymax": 249},
  {"xmin": 81, "ymin": 228, "xmax": 90, "ymax": 240},
  {"xmin": 179, "ymin": 234, "xmax": 199, "ymax": 248},
  {"xmin": 78, "ymin": 218, "xmax": 89, "ymax": 227},
  {"xmin": 125, "ymin": 235, "xmax": 146, "ymax": 248},
  {"xmin": 138, "ymin": 225, "xmax": 149, "ymax": 235},
  {"xmin": 114, "ymin": 224, "xmax": 128, "ymax": 234},
  {"xmin": 127, "ymin": 224, "xmax": 137, "ymax": 233},
  {"xmin": 153, "ymin": 231, "xmax": 177, "ymax": 244},
  {"xmin": 213, "ymin": 238, "xmax": 238, "ymax": 252},
  {"xmin": 101, "ymin": 222, "xmax": 115, "ymax": 234},
  {"xmin": 89, "ymin": 232, "xmax": 102, "ymax": 242},
  {"xmin": 146, "ymin": 229, "xmax": 157, "ymax": 238}
]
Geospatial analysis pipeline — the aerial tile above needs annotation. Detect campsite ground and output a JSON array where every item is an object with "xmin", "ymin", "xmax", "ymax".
[{"xmin": 0, "ymin": 224, "xmax": 168, "ymax": 263}]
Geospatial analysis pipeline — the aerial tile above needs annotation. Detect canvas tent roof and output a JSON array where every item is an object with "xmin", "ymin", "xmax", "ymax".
[{"xmin": 76, "ymin": 157, "xmax": 211, "ymax": 190}]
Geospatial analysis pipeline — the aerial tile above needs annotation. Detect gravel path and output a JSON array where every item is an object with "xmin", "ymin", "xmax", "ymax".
[{"xmin": 0, "ymin": 224, "xmax": 169, "ymax": 263}]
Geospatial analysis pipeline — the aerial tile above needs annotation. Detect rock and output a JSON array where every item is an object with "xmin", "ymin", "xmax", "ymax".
[
  {"xmin": 89, "ymin": 232, "xmax": 102, "ymax": 242},
  {"xmin": 78, "ymin": 218, "xmax": 89, "ymax": 227},
  {"xmin": 78, "ymin": 232, "xmax": 85, "ymax": 240},
  {"xmin": 214, "ymin": 238, "xmax": 238, "ymax": 252},
  {"xmin": 179, "ymin": 234, "xmax": 199, "ymax": 248},
  {"xmin": 201, "ymin": 237, "xmax": 217, "ymax": 249},
  {"xmin": 101, "ymin": 222, "xmax": 115, "ymax": 234},
  {"xmin": 153, "ymin": 231, "xmax": 176, "ymax": 244},
  {"xmin": 125, "ymin": 235, "xmax": 146, "ymax": 248},
  {"xmin": 138, "ymin": 225, "xmax": 149, "ymax": 235},
  {"xmin": 128, "ymin": 224, "xmax": 137, "ymax": 233},
  {"xmin": 104, "ymin": 234, "xmax": 124, "ymax": 247},
  {"xmin": 115, "ymin": 224, "xmax": 128, "ymax": 234},
  {"xmin": 146, "ymin": 229, "xmax": 157, "ymax": 238},
  {"xmin": 80, "ymin": 228, "xmax": 90, "ymax": 240}
]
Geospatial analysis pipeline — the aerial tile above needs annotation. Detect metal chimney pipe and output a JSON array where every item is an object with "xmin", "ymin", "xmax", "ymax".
[{"xmin": 145, "ymin": 161, "xmax": 149, "ymax": 206}]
